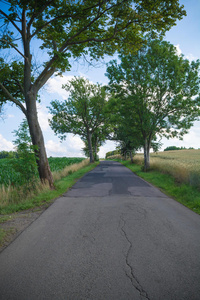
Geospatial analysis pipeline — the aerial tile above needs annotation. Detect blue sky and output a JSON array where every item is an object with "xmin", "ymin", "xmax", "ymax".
[{"xmin": 0, "ymin": 0, "xmax": 200, "ymax": 158}]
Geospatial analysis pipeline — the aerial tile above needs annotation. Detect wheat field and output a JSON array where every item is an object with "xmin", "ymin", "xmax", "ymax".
[{"xmin": 133, "ymin": 149, "xmax": 200, "ymax": 188}]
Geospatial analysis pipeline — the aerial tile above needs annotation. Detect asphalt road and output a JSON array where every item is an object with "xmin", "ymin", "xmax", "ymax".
[{"xmin": 0, "ymin": 161, "xmax": 200, "ymax": 300}]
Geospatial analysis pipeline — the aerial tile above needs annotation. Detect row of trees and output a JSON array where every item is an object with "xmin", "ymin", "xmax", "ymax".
[
  {"xmin": 0, "ymin": 0, "xmax": 191, "ymax": 187},
  {"xmin": 106, "ymin": 40, "xmax": 200, "ymax": 170},
  {"xmin": 48, "ymin": 39, "xmax": 200, "ymax": 171},
  {"xmin": 164, "ymin": 146, "xmax": 195, "ymax": 151}
]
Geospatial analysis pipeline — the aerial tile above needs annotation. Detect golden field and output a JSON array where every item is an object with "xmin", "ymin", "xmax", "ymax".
[{"xmin": 134, "ymin": 149, "xmax": 200, "ymax": 188}]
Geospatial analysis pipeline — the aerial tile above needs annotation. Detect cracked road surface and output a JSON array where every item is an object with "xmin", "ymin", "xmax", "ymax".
[{"xmin": 0, "ymin": 161, "xmax": 200, "ymax": 300}]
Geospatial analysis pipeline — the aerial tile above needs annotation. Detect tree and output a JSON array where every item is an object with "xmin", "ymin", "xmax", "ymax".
[
  {"xmin": 106, "ymin": 95, "xmax": 143, "ymax": 161},
  {"xmin": 82, "ymin": 126, "xmax": 109, "ymax": 161},
  {"xmin": 49, "ymin": 77, "xmax": 109, "ymax": 163},
  {"xmin": 0, "ymin": 1, "xmax": 186, "ymax": 186},
  {"xmin": 106, "ymin": 39, "xmax": 200, "ymax": 171}
]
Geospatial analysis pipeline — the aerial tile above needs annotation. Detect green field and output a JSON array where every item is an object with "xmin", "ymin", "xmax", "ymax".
[
  {"xmin": 0, "ymin": 157, "xmax": 85, "ymax": 187},
  {"xmin": 134, "ymin": 149, "xmax": 200, "ymax": 189}
]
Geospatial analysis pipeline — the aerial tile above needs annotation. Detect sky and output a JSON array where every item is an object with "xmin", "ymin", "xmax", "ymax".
[{"xmin": 0, "ymin": 0, "xmax": 200, "ymax": 158}]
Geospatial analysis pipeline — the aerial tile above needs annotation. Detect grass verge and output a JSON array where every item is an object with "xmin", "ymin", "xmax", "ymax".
[
  {"xmin": 0, "ymin": 161, "xmax": 99, "ymax": 215},
  {"xmin": 120, "ymin": 160, "xmax": 200, "ymax": 215}
]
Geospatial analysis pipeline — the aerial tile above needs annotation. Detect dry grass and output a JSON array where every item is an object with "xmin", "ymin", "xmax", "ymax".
[
  {"xmin": 52, "ymin": 158, "xmax": 89, "ymax": 181},
  {"xmin": 0, "ymin": 179, "xmax": 50, "ymax": 209},
  {"xmin": 134, "ymin": 150, "xmax": 200, "ymax": 188},
  {"xmin": 0, "ymin": 159, "xmax": 90, "ymax": 209}
]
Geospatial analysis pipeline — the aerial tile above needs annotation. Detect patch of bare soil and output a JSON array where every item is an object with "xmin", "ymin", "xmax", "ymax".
[{"xmin": 0, "ymin": 204, "xmax": 51, "ymax": 253}]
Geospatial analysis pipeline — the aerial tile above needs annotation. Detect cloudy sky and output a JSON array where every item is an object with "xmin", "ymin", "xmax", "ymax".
[{"xmin": 0, "ymin": 0, "xmax": 200, "ymax": 158}]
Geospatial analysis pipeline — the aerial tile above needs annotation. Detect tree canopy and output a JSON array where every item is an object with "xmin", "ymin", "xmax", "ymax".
[
  {"xmin": 49, "ymin": 77, "xmax": 110, "ymax": 162},
  {"xmin": 0, "ymin": 0, "xmax": 186, "ymax": 185},
  {"xmin": 106, "ymin": 39, "xmax": 200, "ymax": 170}
]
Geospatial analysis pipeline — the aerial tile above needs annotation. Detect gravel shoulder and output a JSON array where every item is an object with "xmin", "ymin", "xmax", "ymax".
[{"xmin": 0, "ymin": 204, "xmax": 51, "ymax": 253}]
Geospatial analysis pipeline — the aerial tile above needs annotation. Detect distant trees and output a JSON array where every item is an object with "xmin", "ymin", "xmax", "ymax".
[
  {"xmin": 164, "ymin": 146, "xmax": 194, "ymax": 151},
  {"xmin": 106, "ymin": 39, "xmax": 200, "ymax": 170},
  {"xmin": 0, "ymin": 151, "xmax": 17, "ymax": 159},
  {"xmin": 0, "ymin": 0, "xmax": 186, "ymax": 186},
  {"xmin": 49, "ymin": 77, "xmax": 110, "ymax": 163}
]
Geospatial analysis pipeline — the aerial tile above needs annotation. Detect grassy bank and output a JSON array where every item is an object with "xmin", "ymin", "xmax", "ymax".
[
  {"xmin": 0, "ymin": 160, "xmax": 98, "ymax": 215},
  {"xmin": 121, "ymin": 160, "xmax": 200, "ymax": 215}
]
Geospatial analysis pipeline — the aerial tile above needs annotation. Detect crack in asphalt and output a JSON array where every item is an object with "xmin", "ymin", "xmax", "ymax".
[{"xmin": 120, "ymin": 215, "xmax": 150, "ymax": 300}]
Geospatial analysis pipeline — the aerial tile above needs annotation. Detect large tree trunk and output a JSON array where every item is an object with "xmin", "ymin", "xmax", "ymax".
[
  {"xmin": 22, "ymin": 27, "xmax": 54, "ymax": 189},
  {"xmin": 143, "ymin": 137, "xmax": 150, "ymax": 171},
  {"xmin": 130, "ymin": 150, "xmax": 134, "ymax": 163},
  {"xmin": 94, "ymin": 136, "xmax": 98, "ymax": 161},
  {"xmin": 87, "ymin": 132, "xmax": 94, "ymax": 163},
  {"xmin": 26, "ymin": 92, "xmax": 54, "ymax": 188}
]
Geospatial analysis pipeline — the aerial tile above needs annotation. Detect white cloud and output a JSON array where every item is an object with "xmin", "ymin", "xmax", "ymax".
[
  {"xmin": 37, "ymin": 103, "xmax": 52, "ymax": 131},
  {"xmin": 46, "ymin": 74, "xmax": 75, "ymax": 99},
  {"xmin": 67, "ymin": 135, "xmax": 84, "ymax": 151},
  {"xmin": 46, "ymin": 140, "xmax": 67, "ymax": 155},
  {"xmin": 160, "ymin": 121, "xmax": 200, "ymax": 150},
  {"xmin": 99, "ymin": 140, "xmax": 118, "ymax": 158},
  {"xmin": 46, "ymin": 73, "xmax": 100, "ymax": 101},
  {"xmin": 175, "ymin": 44, "xmax": 182, "ymax": 56},
  {"xmin": 0, "ymin": 134, "xmax": 14, "ymax": 151},
  {"xmin": 45, "ymin": 135, "xmax": 85, "ymax": 157},
  {"xmin": 185, "ymin": 53, "xmax": 198, "ymax": 62},
  {"xmin": 174, "ymin": 44, "xmax": 198, "ymax": 61}
]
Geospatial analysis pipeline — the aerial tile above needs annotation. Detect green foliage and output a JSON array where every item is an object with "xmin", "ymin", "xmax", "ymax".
[
  {"xmin": 106, "ymin": 150, "xmax": 120, "ymax": 158},
  {"xmin": 0, "ymin": 161, "xmax": 99, "ymax": 215},
  {"xmin": 0, "ymin": 0, "xmax": 186, "ymax": 109},
  {"xmin": 164, "ymin": 146, "xmax": 185, "ymax": 151},
  {"xmin": 49, "ymin": 77, "xmax": 110, "ymax": 162},
  {"xmin": 49, "ymin": 77, "xmax": 107, "ymax": 137},
  {"xmin": 0, "ymin": 0, "xmax": 186, "ymax": 185},
  {"xmin": 0, "ymin": 59, "xmax": 24, "ymax": 103},
  {"xmin": 9, "ymin": 120, "xmax": 38, "ymax": 188},
  {"xmin": 0, "ymin": 151, "xmax": 17, "ymax": 159},
  {"xmin": 0, "ymin": 157, "xmax": 85, "ymax": 187},
  {"xmin": 48, "ymin": 157, "xmax": 85, "ymax": 172},
  {"xmin": 106, "ymin": 39, "xmax": 200, "ymax": 170},
  {"xmin": 163, "ymin": 146, "xmax": 195, "ymax": 151}
]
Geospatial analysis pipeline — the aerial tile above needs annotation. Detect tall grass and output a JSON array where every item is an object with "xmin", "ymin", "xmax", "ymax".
[
  {"xmin": 52, "ymin": 158, "xmax": 89, "ymax": 181},
  {"xmin": 0, "ymin": 159, "xmax": 89, "ymax": 213},
  {"xmin": 133, "ymin": 150, "xmax": 200, "ymax": 189}
]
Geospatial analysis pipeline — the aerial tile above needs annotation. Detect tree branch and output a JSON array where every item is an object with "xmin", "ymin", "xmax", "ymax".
[
  {"xmin": 34, "ymin": 66, "xmax": 56, "ymax": 92},
  {"xmin": 0, "ymin": 9, "xmax": 21, "ymax": 34},
  {"xmin": 27, "ymin": 0, "xmax": 55, "ymax": 33},
  {"xmin": 59, "ymin": 4, "xmax": 122, "ymax": 52},
  {"xmin": 30, "ymin": 0, "xmax": 119, "ymax": 40},
  {"xmin": 0, "ymin": 82, "xmax": 27, "ymax": 116},
  {"xmin": 0, "ymin": 38, "xmax": 27, "ymax": 59},
  {"xmin": 13, "ymin": 78, "xmax": 24, "ymax": 96}
]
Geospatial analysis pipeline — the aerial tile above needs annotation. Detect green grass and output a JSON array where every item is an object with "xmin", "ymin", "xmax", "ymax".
[
  {"xmin": 0, "ymin": 228, "xmax": 6, "ymax": 244},
  {"xmin": 120, "ymin": 160, "xmax": 200, "ymax": 215},
  {"xmin": 0, "ymin": 162, "xmax": 99, "ymax": 215}
]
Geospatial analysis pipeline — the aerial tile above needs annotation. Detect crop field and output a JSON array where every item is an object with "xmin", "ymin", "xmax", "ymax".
[
  {"xmin": 134, "ymin": 149, "xmax": 200, "ymax": 188},
  {"xmin": 0, "ymin": 157, "xmax": 85, "ymax": 187}
]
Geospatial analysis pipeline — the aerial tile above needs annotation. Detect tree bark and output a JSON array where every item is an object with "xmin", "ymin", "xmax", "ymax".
[
  {"xmin": 26, "ymin": 91, "xmax": 54, "ymax": 188},
  {"xmin": 94, "ymin": 136, "xmax": 98, "ymax": 161},
  {"xmin": 130, "ymin": 150, "xmax": 134, "ymax": 163},
  {"xmin": 143, "ymin": 137, "xmax": 150, "ymax": 171},
  {"xmin": 87, "ymin": 132, "xmax": 94, "ymax": 163}
]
